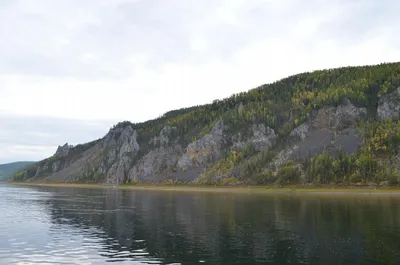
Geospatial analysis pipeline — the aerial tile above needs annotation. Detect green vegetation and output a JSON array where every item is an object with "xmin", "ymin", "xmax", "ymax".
[
  {"xmin": 11, "ymin": 139, "xmax": 102, "ymax": 182},
  {"xmin": 198, "ymin": 119, "xmax": 400, "ymax": 186},
  {"xmin": 119, "ymin": 62, "xmax": 400, "ymax": 155},
  {"xmin": 11, "ymin": 62, "xmax": 400, "ymax": 184},
  {"xmin": 0, "ymin": 162, "xmax": 35, "ymax": 181},
  {"xmin": 134, "ymin": 63, "xmax": 400, "ymax": 184},
  {"xmin": 299, "ymin": 120, "xmax": 400, "ymax": 185}
]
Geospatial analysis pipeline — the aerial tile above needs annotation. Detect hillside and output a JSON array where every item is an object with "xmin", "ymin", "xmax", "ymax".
[
  {"xmin": 12, "ymin": 62, "xmax": 400, "ymax": 185},
  {"xmin": 0, "ymin": 162, "xmax": 35, "ymax": 181}
]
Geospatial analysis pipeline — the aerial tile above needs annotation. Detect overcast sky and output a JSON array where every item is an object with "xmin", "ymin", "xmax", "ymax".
[{"xmin": 0, "ymin": 0, "xmax": 399, "ymax": 163}]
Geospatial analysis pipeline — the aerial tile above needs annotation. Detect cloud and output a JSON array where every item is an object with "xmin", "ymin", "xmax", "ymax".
[
  {"xmin": 0, "ymin": 0, "xmax": 399, "ymax": 162},
  {"xmin": 0, "ymin": 113, "xmax": 114, "ymax": 163}
]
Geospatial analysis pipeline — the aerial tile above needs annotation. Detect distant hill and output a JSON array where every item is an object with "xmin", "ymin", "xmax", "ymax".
[{"xmin": 0, "ymin": 162, "xmax": 35, "ymax": 181}]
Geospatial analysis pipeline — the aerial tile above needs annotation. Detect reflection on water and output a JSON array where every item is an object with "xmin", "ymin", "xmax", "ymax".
[{"xmin": 1, "ymin": 184, "xmax": 400, "ymax": 265}]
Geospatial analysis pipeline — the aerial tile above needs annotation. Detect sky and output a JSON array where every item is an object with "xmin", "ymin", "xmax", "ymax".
[{"xmin": 0, "ymin": 0, "xmax": 400, "ymax": 163}]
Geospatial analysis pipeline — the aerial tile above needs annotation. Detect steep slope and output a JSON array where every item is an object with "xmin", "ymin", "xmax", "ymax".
[
  {"xmin": 12, "ymin": 62, "xmax": 400, "ymax": 185},
  {"xmin": 0, "ymin": 161, "xmax": 35, "ymax": 181}
]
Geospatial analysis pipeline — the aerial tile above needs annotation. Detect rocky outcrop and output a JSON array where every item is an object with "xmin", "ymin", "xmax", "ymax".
[
  {"xmin": 150, "ymin": 126, "xmax": 178, "ymax": 147},
  {"xmin": 106, "ymin": 156, "xmax": 132, "ymax": 184},
  {"xmin": 17, "ymin": 99, "xmax": 368, "ymax": 184},
  {"xmin": 55, "ymin": 143, "xmax": 73, "ymax": 158},
  {"xmin": 129, "ymin": 145, "xmax": 183, "ymax": 182},
  {"xmin": 313, "ymin": 99, "xmax": 366, "ymax": 130},
  {"xmin": 273, "ymin": 145, "xmax": 300, "ymax": 169},
  {"xmin": 177, "ymin": 121, "xmax": 225, "ymax": 170},
  {"xmin": 232, "ymin": 124, "xmax": 277, "ymax": 151},
  {"xmin": 22, "ymin": 124, "xmax": 141, "ymax": 184},
  {"xmin": 99, "ymin": 125, "xmax": 140, "ymax": 184},
  {"xmin": 105, "ymin": 125, "xmax": 140, "ymax": 158},
  {"xmin": 378, "ymin": 87, "xmax": 400, "ymax": 121},
  {"xmin": 12, "ymin": 89, "xmax": 399, "ymax": 185},
  {"xmin": 12, "ymin": 62, "xmax": 400, "ymax": 185},
  {"xmin": 291, "ymin": 99, "xmax": 366, "ymax": 140},
  {"xmin": 282, "ymin": 100, "xmax": 366, "ymax": 166},
  {"xmin": 290, "ymin": 122, "xmax": 310, "ymax": 141}
]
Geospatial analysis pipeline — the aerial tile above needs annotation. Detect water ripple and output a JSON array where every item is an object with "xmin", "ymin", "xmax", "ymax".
[
  {"xmin": 2, "ymin": 184, "xmax": 400, "ymax": 265},
  {"xmin": 0, "ymin": 185, "xmax": 161, "ymax": 264}
]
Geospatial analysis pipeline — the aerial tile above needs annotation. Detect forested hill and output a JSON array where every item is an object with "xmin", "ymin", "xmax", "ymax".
[
  {"xmin": 0, "ymin": 162, "xmax": 35, "ymax": 181},
  {"xmin": 12, "ymin": 62, "xmax": 400, "ymax": 185}
]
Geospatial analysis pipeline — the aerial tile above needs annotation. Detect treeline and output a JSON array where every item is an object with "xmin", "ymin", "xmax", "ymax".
[
  {"xmin": 301, "ymin": 120, "xmax": 400, "ymax": 184},
  {"xmin": 196, "ymin": 120, "xmax": 400, "ymax": 186},
  {"xmin": 65, "ymin": 62, "xmax": 400, "ymax": 184},
  {"xmin": 256, "ymin": 120, "xmax": 400, "ymax": 185},
  {"xmin": 11, "ymin": 62, "xmax": 400, "ymax": 183},
  {"xmin": 127, "ymin": 62, "xmax": 400, "ymax": 157}
]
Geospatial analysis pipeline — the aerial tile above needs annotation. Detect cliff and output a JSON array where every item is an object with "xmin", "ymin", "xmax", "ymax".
[{"xmin": 12, "ymin": 62, "xmax": 400, "ymax": 185}]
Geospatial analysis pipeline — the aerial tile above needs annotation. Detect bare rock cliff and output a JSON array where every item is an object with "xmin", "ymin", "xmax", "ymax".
[{"xmin": 378, "ymin": 87, "xmax": 400, "ymax": 121}]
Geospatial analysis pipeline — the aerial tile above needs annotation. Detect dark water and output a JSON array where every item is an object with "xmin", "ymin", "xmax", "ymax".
[{"xmin": 1, "ymin": 185, "xmax": 400, "ymax": 265}]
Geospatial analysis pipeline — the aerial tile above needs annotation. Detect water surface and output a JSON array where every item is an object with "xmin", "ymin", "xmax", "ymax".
[{"xmin": 1, "ymin": 184, "xmax": 400, "ymax": 264}]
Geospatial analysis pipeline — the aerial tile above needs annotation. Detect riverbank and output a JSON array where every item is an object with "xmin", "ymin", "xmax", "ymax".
[{"xmin": 6, "ymin": 182, "xmax": 400, "ymax": 196}]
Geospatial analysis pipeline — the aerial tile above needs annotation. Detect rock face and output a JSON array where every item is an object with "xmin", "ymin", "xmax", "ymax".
[
  {"xmin": 378, "ymin": 87, "xmax": 400, "ymax": 121},
  {"xmin": 177, "ymin": 121, "xmax": 225, "ymax": 170},
  {"xmin": 232, "ymin": 124, "xmax": 277, "ymax": 151},
  {"xmin": 129, "ymin": 145, "xmax": 183, "ymax": 182},
  {"xmin": 11, "ymin": 61, "xmax": 400, "ymax": 185},
  {"xmin": 100, "ymin": 125, "xmax": 140, "ymax": 184},
  {"xmin": 55, "ymin": 143, "xmax": 73, "ymax": 157},
  {"xmin": 13, "ymin": 92, "xmax": 398, "ymax": 184},
  {"xmin": 20, "ymin": 124, "xmax": 141, "ymax": 184},
  {"xmin": 291, "ymin": 99, "xmax": 366, "ymax": 140},
  {"xmin": 313, "ymin": 99, "xmax": 367, "ymax": 130},
  {"xmin": 290, "ymin": 122, "xmax": 310, "ymax": 141},
  {"xmin": 150, "ymin": 126, "xmax": 178, "ymax": 147},
  {"xmin": 282, "ymin": 100, "xmax": 366, "ymax": 166}
]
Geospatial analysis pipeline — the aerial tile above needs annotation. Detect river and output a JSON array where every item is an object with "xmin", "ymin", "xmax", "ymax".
[{"xmin": 1, "ymin": 184, "xmax": 400, "ymax": 264}]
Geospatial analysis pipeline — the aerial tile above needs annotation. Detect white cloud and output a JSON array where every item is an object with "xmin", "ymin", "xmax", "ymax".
[
  {"xmin": 0, "ymin": 114, "xmax": 113, "ymax": 163},
  {"xmin": 0, "ymin": 0, "xmax": 399, "ymax": 162}
]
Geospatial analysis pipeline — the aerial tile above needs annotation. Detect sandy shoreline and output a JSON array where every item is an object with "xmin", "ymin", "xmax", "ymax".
[{"xmin": 5, "ymin": 182, "xmax": 400, "ymax": 196}]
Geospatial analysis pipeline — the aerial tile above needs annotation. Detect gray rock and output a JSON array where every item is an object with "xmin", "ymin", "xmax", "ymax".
[
  {"xmin": 107, "ymin": 156, "xmax": 132, "ymax": 184},
  {"xmin": 107, "ymin": 149, "xmax": 118, "ymax": 166},
  {"xmin": 129, "ymin": 146, "xmax": 183, "ymax": 181},
  {"xmin": 177, "ymin": 121, "xmax": 225, "ymax": 170},
  {"xmin": 313, "ymin": 101, "xmax": 366, "ymax": 130},
  {"xmin": 273, "ymin": 145, "xmax": 299, "ymax": 168},
  {"xmin": 95, "ymin": 161, "xmax": 108, "ymax": 176},
  {"xmin": 150, "ymin": 126, "xmax": 178, "ymax": 147},
  {"xmin": 251, "ymin": 124, "xmax": 277, "ymax": 150},
  {"xmin": 57, "ymin": 124, "xmax": 140, "ymax": 184},
  {"xmin": 232, "ymin": 124, "xmax": 277, "ymax": 151},
  {"xmin": 378, "ymin": 87, "xmax": 400, "ymax": 121},
  {"xmin": 102, "ymin": 125, "xmax": 140, "ymax": 183},
  {"xmin": 210, "ymin": 120, "xmax": 225, "ymax": 136},
  {"xmin": 177, "ymin": 154, "xmax": 193, "ymax": 170},
  {"xmin": 52, "ymin": 161, "xmax": 61, "ymax": 172},
  {"xmin": 14, "ymin": 123, "xmax": 143, "ymax": 184},
  {"xmin": 55, "ymin": 143, "xmax": 72, "ymax": 157},
  {"xmin": 334, "ymin": 100, "xmax": 367, "ymax": 129},
  {"xmin": 291, "ymin": 99, "xmax": 365, "ymax": 140},
  {"xmin": 118, "ymin": 126, "xmax": 140, "ymax": 157},
  {"xmin": 277, "ymin": 100, "xmax": 365, "ymax": 169},
  {"xmin": 290, "ymin": 122, "xmax": 310, "ymax": 140}
]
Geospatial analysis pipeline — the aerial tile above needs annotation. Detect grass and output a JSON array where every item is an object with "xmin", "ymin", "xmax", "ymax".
[{"xmin": 7, "ymin": 181, "xmax": 400, "ymax": 196}]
